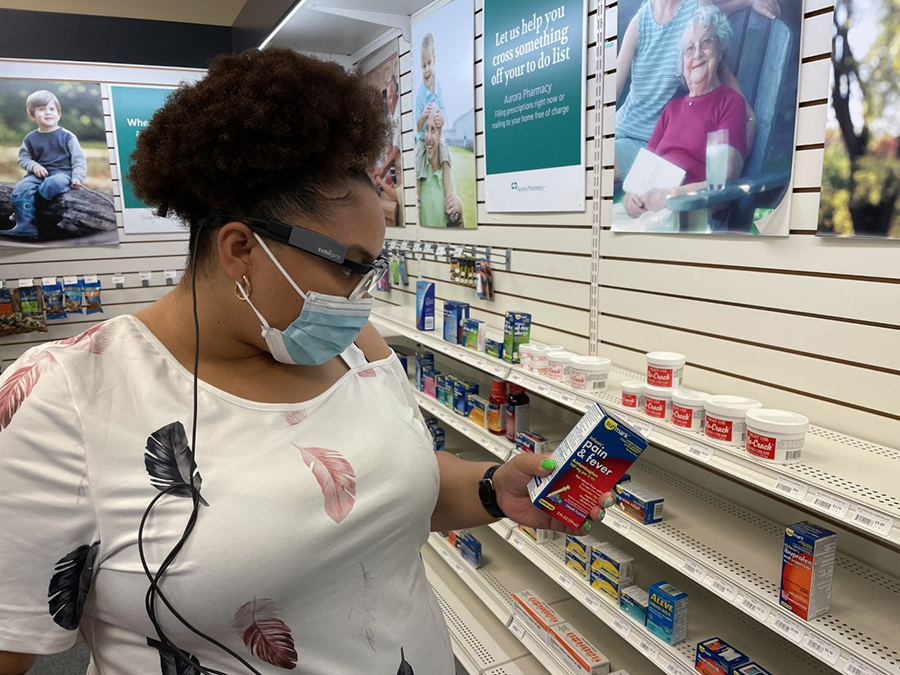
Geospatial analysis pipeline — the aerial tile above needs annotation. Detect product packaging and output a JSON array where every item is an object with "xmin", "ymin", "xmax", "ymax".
[
  {"xmin": 83, "ymin": 280, "xmax": 103, "ymax": 315},
  {"xmin": 518, "ymin": 344, "xmax": 535, "ymax": 371},
  {"xmin": 443, "ymin": 301, "xmax": 469, "ymax": 343},
  {"xmin": 425, "ymin": 419, "xmax": 445, "ymax": 452},
  {"xmin": 64, "ymin": 280, "xmax": 84, "ymax": 314},
  {"xmin": 13, "ymin": 286, "xmax": 47, "ymax": 333},
  {"xmin": 416, "ymin": 281, "xmax": 435, "ymax": 331},
  {"xmin": 589, "ymin": 542, "xmax": 634, "ymax": 584},
  {"xmin": 457, "ymin": 532, "xmax": 483, "ymax": 569},
  {"xmin": 516, "ymin": 431, "xmax": 549, "ymax": 454},
  {"xmin": 619, "ymin": 585, "xmax": 649, "ymax": 625},
  {"xmin": 463, "ymin": 318, "xmax": 486, "ymax": 352},
  {"xmin": 467, "ymin": 395, "xmax": 489, "ymax": 429},
  {"xmin": 565, "ymin": 535, "xmax": 589, "ymax": 577},
  {"xmin": 453, "ymin": 379, "xmax": 479, "ymax": 417},
  {"xmin": 647, "ymin": 582, "xmax": 688, "ymax": 645},
  {"xmin": 672, "ymin": 389, "xmax": 707, "ymax": 430},
  {"xmin": 569, "ymin": 356, "xmax": 612, "ymax": 392},
  {"xmin": 423, "ymin": 369, "xmax": 438, "ymax": 398},
  {"xmin": 745, "ymin": 409, "xmax": 809, "ymax": 464},
  {"xmin": 518, "ymin": 525, "xmax": 553, "ymax": 544},
  {"xmin": 398, "ymin": 254, "xmax": 409, "ymax": 286},
  {"xmin": 646, "ymin": 351, "xmax": 686, "ymax": 388},
  {"xmin": 506, "ymin": 385, "xmax": 531, "ymax": 442},
  {"xmin": 530, "ymin": 345, "xmax": 550, "ymax": 376},
  {"xmin": 43, "ymin": 283, "xmax": 66, "ymax": 320},
  {"xmin": 734, "ymin": 664, "xmax": 774, "ymax": 675},
  {"xmin": 548, "ymin": 351, "xmax": 576, "ymax": 383},
  {"xmin": 415, "ymin": 352, "xmax": 434, "ymax": 391},
  {"xmin": 476, "ymin": 259, "xmax": 494, "ymax": 301},
  {"xmin": 704, "ymin": 396, "xmax": 763, "ymax": 447},
  {"xmin": 621, "ymin": 381, "xmax": 645, "ymax": 409},
  {"xmin": 487, "ymin": 379, "xmax": 507, "ymax": 435},
  {"xmin": 566, "ymin": 551, "xmax": 589, "ymax": 578},
  {"xmin": 780, "ymin": 521, "xmax": 837, "ymax": 621},
  {"xmin": 695, "ymin": 638, "xmax": 749, "ymax": 675},
  {"xmin": 548, "ymin": 623, "xmax": 611, "ymax": 675},
  {"xmin": 528, "ymin": 403, "xmax": 649, "ymax": 530},
  {"xmin": 644, "ymin": 385, "xmax": 674, "ymax": 421},
  {"xmin": 614, "ymin": 482, "xmax": 665, "ymax": 525},
  {"xmin": 502, "ymin": 312, "xmax": 532, "ymax": 364},
  {"xmin": 512, "ymin": 590, "xmax": 565, "ymax": 645},
  {"xmin": 485, "ymin": 338, "xmax": 504, "ymax": 360},
  {"xmin": 0, "ymin": 287, "xmax": 16, "ymax": 336}
]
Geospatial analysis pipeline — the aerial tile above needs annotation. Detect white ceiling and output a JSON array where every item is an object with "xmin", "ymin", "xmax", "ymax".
[
  {"xmin": 0, "ymin": 0, "xmax": 249, "ymax": 25},
  {"xmin": 268, "ymin": 0, "xmax": 436, "ymax": 58}
]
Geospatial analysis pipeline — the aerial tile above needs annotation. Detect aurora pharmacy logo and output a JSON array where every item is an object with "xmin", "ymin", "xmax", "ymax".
[
  {"xmin": 511, "ymin": 182, "xmax": 518, "ymax": 190},
  {"xmin": 510, "ymin": 181, "xmax": 546, "ymax": 193}
]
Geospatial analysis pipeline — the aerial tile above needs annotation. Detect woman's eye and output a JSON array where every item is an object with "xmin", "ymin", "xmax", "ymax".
[{"xmin": 338, "ymin": 266, "xmax": 353, "ymax": 279}]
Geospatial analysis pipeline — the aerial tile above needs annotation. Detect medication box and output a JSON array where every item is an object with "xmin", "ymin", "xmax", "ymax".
[
  {"xmin": 453, "ymin": 379, "xmax": 479, "ymax": 417},
  {"xmin": 589, "ymin": 542, "xmax": 634, "ymax": 584},
  {"xmin": 565, "ymin": 535, "xmax": 588, "ymax": 561},
  {"xmin": 462, "ymin": 318, "xmax": 485, "ymax": 352},
  {"xmin": 457, "ymin": 532, "xmax": 483, "ymax": 569},
  {"xmin": 735, "ymin": 664, "xmax": 774, "ymax": 675},
  {"xmin": 518, "ymin": 525, "xmax": 553, "ymax": 545},
  {"xmin": 416, "ymin": 281, "xmax": 435, "ymax": 331},
  {"xmin": 566, "ymin": 552, "xmax": 588, "ymax": 578},
  {"xmin": 548, "ymin": 623, "xmax": 611, "ymax": 675},
  {"xmin": 614, "ymin": 482, "xmax": 665, "ymax": 525},
  {"xmin": 619, "ymin": 585, "xmax": 648, "ymax": 625},
  {"xmin": 467, "ymin": 395, "xmax": 489, "ymax": 429},
  {"xmin": 695, "ymin": 638, "xmax": 749, "ymax": 675},
  {"xmin": 647, "ymin": 582, "xmax": 689, "ymax": 645},
  {"xmin": 415, "ymin": 352, "xmax": 434, "ymax": 391},
  {"xmin": 485, "ymin": 338, "xmax": 504, "ymax": 360},
  {"xmin": 528, "ymin": 404, "xmax": 649, "ymax": 530},
  {"xmin": 780, "ymin": 521, "xmax": 837, "ymax": 621},
  {"xmin": 512, "ymin": 590, "xmax": 565, "ymax": 644},
  {"xmin": 443, "ymin": 301, "xmax": 469, "ymax": 344},
  {"xmin": 589, "ymin": 568, "xmax": 621, "ymax": 602},
  {"xmin": 516, "ymin": 431, "xmax": 550, "ymax": 454},
  {"xmin": 503, "ymin": 312, "xmax": 532, "ymax": 364}
]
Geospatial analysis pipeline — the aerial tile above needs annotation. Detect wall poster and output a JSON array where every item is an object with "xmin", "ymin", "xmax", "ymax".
[
  {"xmin": 109, "ymin": 85, "xmax": 182, "ymax": 234},
  {"xmin": 411, "ymin": 0, "xmax": 477, "ymax": 229},
  {"xmin": 0, "ymin": 78, "xmax": 117, "ymax": 248},
  {"xmin": 612, "ymin": 0, "xmax": 802, "ymax": 235},
  {"xmin": 818, "ymin": 0, "xmax": 900, "ymax": 240},
  {"xmin": 483, "ymin": 0, "xmax": 588, "ymax": 212},
  {"xmin": 360, "ymin": 40, "xmax": 405, "ymax": 228}
]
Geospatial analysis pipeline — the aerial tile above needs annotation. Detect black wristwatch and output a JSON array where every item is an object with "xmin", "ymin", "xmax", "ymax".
[{"xmin": 478, "ymin": 465, "xmax": 507, "ymax": 520}]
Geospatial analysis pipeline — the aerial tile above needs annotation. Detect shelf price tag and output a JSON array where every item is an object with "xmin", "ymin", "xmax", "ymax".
[
  {"xmin": 41, "ymin": 276, "xmax": 57, "ymax": 286},
  {"xmin": 83, "ymin": 274, "xmax": 99, "ymax": 284},
  {"xmin": 611, "ymin": 616, "xmax": 631, "ymax": 639},
  {"xmin": 687, "ymin": 443, "xmax": 715, "ymax": 463},
  {"xmin": 63, "ymin": 275, "xmax": 79, "ymax": 286},
  {"xmin": 665, "ymin": 660, "xmax": 690, "ymax": 675},
  {"xmin": 412, "ymin": 242, "xmax": 423, "ymax": 254},
  {"xmin": 774, "ymin": 476, "xmax": 809, "ymax": 501},
  {"xmin": 423, "ymin": 243, "xmax": 434, "ymax": 255},
  {"xmin": 536, "ymin": 382, "xmax": 551, "ymax": 395},
  {"xmin": 508, "ymin": 618, "xmax": 526, "ymax": 640},
  {"xmin": 772, "ymin": 614, "xmax": 806, "ymax": 643},
  {"xmin": 851, "ymin": 505, "xmax": 894, "ymax": 536},
  {"xmin": 440, "ymin": 548, "xmax": 451, "ymax": 562},
  {"xmin": 682, "ymin": 557, "xmax": 708, "ymax": 582},
  {"xmin": 18, "ymin": 278, "xmax": 34, "ymax": 288},
  {"xmin": 631, "ymin": 420, "xmax": 654, "ymax": 438},
  {"xmin": 845, "ymin": 656, "xmax": 884, "ymax": 675},
  {"xmin": 561, "ymin": 392, "xmax": 578, "ymax": 406},
  {"xmin": 454, "ymin": 562, "xmax": 465, "ymax": 575},
  {"xmin": 477, "ymin": 435, "xmax": 491, "ymax": 448},
  {"xmin": 439, "ymin": 343, "xmax": 452, "ymax": 353},
  {"xmin": 802, "ymin": 634, "xmax": 841, "ymax": 666},
  {"xmin": 111, "ymin": 273, "xmax": 125, "ymax": 288},
  {"xmin": 739, "ymin": 593, "xmax": 771, "ymax": 622},
  {"xmin": 638, "ymin": 637, "xmax": 660, "ymax": 660},
  {"xmin": 509, "ymin": 371, "xmax": 525, "ymax": 384},
  {"xmin": 710, "ymin": 575, "xmax": 738, "ymax": 603},
  {"xmin": 435, "ymin": 245, "xmax": 447, "ymax": 256},
  {"xmin": 511, "ymin": 535, "xmax": 525, "ymax": 550},
  {"xmin": 583, "ymin": 593, "xmax": 602, "ymax": 615},
  {"xmin": 556, "ymin": 571, "xmax": 574, "ymax": 591},
  {"xmin": 813, "ymin": 490, "xmax": 851, "ymax": 519},
  {"xmin": 609, "ymin": 514, "xmax": 632, "ymax": 536},
  {"xmin": 490, "ymin": 364, "xmax": 507, "ymax": 377},
  {"xmin": 453, "ymin": 245, "xmax": 464, "ymax": 257}
]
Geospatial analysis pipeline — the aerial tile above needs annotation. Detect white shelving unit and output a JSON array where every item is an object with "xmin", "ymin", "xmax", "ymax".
[{"xmin": 373, "ymin": 306, "xmax": 900, "ymax": 549}]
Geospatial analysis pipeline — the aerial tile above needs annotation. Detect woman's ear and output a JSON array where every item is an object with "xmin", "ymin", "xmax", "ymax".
[{"xmin": 217, "ymin": 222, "xmax": 256, "ymax": 283}]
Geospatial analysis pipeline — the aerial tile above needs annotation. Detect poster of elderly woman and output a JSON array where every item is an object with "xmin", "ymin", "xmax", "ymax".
[{"xmin": 612, "ymin": 0, "xmax": 802, "ymax": 235}]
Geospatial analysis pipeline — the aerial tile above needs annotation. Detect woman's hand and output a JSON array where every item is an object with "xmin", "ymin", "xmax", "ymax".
[
  {"xmin": 492, "ymin": 453, "xmax": 615, "ymax": 537},
  {"xmin": 623, "ymin": 192, "xmax": 646, "ymax": 218},
  {"xmin": 750, "ymin": 0, "xmax": 781, "ymax": 19},
  {"xmin": 641, "ymin": 187, "xmax": 670, "ymax": 213},
  {"xmin": 445, "ymin": 193, "xmax": 463, "ymax": 215}
]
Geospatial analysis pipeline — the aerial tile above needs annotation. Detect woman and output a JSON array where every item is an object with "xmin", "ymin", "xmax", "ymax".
[
  {"xmin": 615, "ymin": 0, "xmax": 779, "ymax": 181},
  {"xmin": 0, "ymin": 50, "xmax": 610, "ymax": 675},
  {"xmin": 620, "ymin": 5, "xmax": 748, "ymax": 229}
]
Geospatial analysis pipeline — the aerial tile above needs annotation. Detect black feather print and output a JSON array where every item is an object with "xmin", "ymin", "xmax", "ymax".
[
  {"xmin": 144, "ymin": 421, "xmax": 209, "ymax": 506},
  {"xmin": 396, "ymin": 648, "xmax": 415, "ymax": 675},
  {"xmin": 147, "ymin": 637, "xmax": 203, "ymax": 675},
  {"xmin": 347, "ymin": 562, "xmax": 377, "ymax": 651},
  {"xmin": 47, "ymin": 541, "xmax": 100, "ymax": 630}
]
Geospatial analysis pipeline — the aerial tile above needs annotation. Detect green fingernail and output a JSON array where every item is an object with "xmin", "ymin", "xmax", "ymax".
[
  {"xmin": 583, "ymin": 521, "xmax": 592, "ymax": 532},
  {"xmin": 604, "ymin": 495, "xmax": 616, "ymax": 508},
  {"xmin": 541, "ymin": 460, "xmax": 556, "ymax": 470}
]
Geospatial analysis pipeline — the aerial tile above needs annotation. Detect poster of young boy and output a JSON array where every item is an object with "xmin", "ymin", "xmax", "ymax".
[
  {"xmin": 412, "ymin": 0, "xmax": 477, "ymax": 229},
  {"xmin": 0, "ymin": 78, "xmax": 117, "ymax": 248}
]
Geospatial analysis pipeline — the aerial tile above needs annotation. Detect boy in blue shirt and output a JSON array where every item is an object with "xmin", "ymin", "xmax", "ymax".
[{"xmin": 5, "ymin": 90, "xmax": 87, "ymax": 239}]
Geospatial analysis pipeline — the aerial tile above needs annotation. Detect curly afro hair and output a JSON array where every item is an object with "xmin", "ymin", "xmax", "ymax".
[{"xmin": 130, "ymin": 47, "xmax": 390, "ymax": 269}]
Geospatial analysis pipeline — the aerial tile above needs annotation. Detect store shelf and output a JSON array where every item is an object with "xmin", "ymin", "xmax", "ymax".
[
  {"xmin": 486, "ymin": 520, "xmax": 834, "ymax": 675},
  {"xmin": 373, "ymin": 306, "xmax": 900, "ymax": 549},
  {"xmin": 416, "ymin": 391, "xmax": 514, "ymax": 462}
]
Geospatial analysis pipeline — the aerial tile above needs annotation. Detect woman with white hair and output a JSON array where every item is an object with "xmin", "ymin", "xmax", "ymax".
[{"xmin": 620, "ymin": 5, "xmax": 749, "ymax": 226}]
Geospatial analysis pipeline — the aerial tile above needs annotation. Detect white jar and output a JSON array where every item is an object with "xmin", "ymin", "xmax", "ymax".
[
  {"xmin": 545, "ymin": 345, "xmax": 566, "ymax": 353},
  {"xmin": 671, "ymin": 389, "xmax": 708, "ymax": 431},
  {"xmin": 646, "ymin": 351, "xmax": 686, "ymax": 389},
  {"xmin": 519, "ymin": 344, "xmax": 535, "ymax": 372},
  {"xmin": 704, "ymin": 395, "xmax": 762, "ymax": 446},
  {"xmin": 644, "ymin": 384, "xmax": 674, "ymax": 420},
  {"xmin": 569, "ymin": 356, "xmax": 612, "ymax": 391},
  {"xmin": 621, "ymin": 381, "xmax": 645, "ymax": 409},
  {"xmin": 745, "ymin": 409, "xmax": 809, "ymax": 464},
  {"xmin": 548, "ymin": 351, "xmax": 576, "ymax": 383},
  {"xmin": 530, "ymin": 345, "xmax": 550, "ymax": 377}
]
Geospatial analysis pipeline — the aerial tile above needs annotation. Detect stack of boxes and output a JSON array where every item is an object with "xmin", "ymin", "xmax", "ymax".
[{"xmin": 589, "ymin": 542, "xmax": 634, "ymax": 604}]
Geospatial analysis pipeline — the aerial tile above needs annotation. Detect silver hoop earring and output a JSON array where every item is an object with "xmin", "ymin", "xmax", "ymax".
[{"xmin": 234, "ymin": 275, "xmax": 251, "ymax": 301}]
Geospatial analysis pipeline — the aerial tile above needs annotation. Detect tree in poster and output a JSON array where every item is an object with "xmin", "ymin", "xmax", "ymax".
[{"xmin": 819, "ymin": 0, "xmax": 900, "ymax": 238}]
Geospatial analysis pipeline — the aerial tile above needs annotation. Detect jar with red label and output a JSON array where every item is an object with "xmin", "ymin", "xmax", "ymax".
[
  {"xmin": 703, "ymin": 395, "xmax": 762, "ymax": 446},
  {"xmin": 530, "ymin": 345, "xmax": 550, "ymax": 377},
  {"xmin": 569, "ymin": 356, "xmax": 611, "ymax": 391},
  {"xmin": 745, "ymin": 409, "xmax": 808, "ymax": 463},
  {"xmin": 621, "ymin": 381, "xmax": 645, "ymax": 409},
  {"xmin": 646, "ymin": 351, "xmax": 686, "ymax": 388},
  {"xmin": 547, "ymin": 351, "xmax": 576, "ymax": 383},
  {"xmin": 644, "ymin": 385, "xmax": 673, "ymax": 420},
  {"xmin": 671, "ymin": 389, "xmax": 708, "ymax": 431}
]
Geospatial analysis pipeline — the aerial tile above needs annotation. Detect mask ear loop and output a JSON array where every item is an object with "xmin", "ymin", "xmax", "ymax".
[
  {"xmin": 235, "ymin": 275, "xmax": 275, "ymax": 332},
  {"xmin": 252, "ymin": 232, "xmax": 308, "ymax": 300}
]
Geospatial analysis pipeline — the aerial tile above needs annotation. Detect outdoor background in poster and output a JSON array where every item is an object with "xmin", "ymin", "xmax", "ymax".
[{"xmin": 484, "ymin": 0, "xmax": 584, "ymax": 175}]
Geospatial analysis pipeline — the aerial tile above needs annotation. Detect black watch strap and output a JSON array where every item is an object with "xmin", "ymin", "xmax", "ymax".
[{"xmin": 478, "ymin": 464, "xmax": 507, "ymax": 520}]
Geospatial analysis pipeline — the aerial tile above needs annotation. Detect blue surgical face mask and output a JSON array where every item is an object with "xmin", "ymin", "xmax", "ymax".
[{"xmin": 238, "ymin": 233, "xmax": 374, "ymax": 366}]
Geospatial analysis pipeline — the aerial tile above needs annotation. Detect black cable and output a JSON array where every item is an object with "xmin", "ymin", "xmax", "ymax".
[{"xmin": 136, "ymin": 222, "xmax": 264, "ymax": 675}]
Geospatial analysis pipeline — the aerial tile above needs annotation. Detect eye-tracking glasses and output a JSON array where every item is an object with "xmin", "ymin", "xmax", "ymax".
[{"xmin": 198, "ymin": 213, "xmax": 389, "ymax": 301}]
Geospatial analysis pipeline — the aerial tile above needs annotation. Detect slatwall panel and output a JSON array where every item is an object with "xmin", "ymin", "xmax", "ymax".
[
  {"xmin": 0, "ymin": 59, "xmax": 202, "ymax": 370},
  {"xmin": 367, "ymin": 0, "xmax": 601, "ymax": 356},
  {"xmin": 597, "ymin": 2, "xmax": 900, "ymax": 448}
]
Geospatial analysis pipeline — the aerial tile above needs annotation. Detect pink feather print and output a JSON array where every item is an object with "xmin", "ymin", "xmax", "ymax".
[
  {"xmin": 357, "ymin": 368, "xmax": 377, "ymax": 378},
  {"xmin": 232, "ymin": 597, "xmax": 298, "ymax": 670},
  {"xmin": 293, "ymin": 444, "xmax": 357, "ymax": 523},
  {"xmin": 283, "ymin": 410, "xmax": 307, "ymax": 426},
  {"xmin": 0, "ymin": 352, "xmax": 51, "ymax": 431},
  {"xmin": 56, "ymin": 323, "xmax": 108, "ymax": 354}
]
